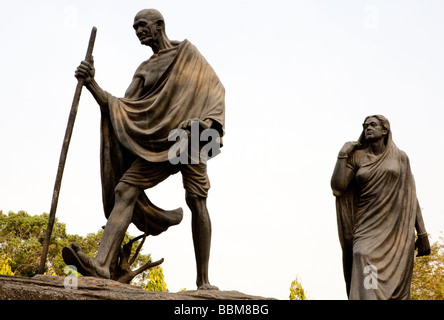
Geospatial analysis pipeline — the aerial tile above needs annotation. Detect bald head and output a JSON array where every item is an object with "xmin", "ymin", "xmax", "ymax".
[
  {"xmin": 135, "ymin": 9, "xmax": 165, "ymax": 26},
  {"xmin": 133, "ymin": 9, "xmax": 172, "ymax": 53}
]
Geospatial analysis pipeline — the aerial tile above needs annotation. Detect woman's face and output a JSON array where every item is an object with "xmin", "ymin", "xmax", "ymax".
[{"xmin": 363, "ymin": 117, "xmax": 388, "ymax": 141}]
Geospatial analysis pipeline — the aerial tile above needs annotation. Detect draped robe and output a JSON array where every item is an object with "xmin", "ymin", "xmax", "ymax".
[
  {"xmin": 99, "ymin": 40, "xmax": 225, "ymax": 236},
  {"xmin": 335, "ymin": 132, "xmax": 419, "ymax": 299}
]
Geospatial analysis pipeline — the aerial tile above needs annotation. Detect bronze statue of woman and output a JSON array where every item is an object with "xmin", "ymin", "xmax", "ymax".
[{"xmin": 331, "ymin": 115, "xmax": 431, "ymax": 300}]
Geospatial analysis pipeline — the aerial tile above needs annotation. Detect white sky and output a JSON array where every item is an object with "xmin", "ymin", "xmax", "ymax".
[{"xmin": 1, "ymin": 0, "xmax": 444, "ymax": 300}]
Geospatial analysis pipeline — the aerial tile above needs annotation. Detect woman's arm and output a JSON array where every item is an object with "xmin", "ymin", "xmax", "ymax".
[
  {"xmin": 331, "ymin": 141, "xmax": 358, "ymax": 197},
  {"xmin": 415, "ymin": 201, "xmax": 431, "ymax": 256}
]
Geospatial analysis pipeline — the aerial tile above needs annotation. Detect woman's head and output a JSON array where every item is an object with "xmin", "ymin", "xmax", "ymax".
[{"xmin": 359, "ymin": 115, "xmax": 391, "ymax": 146}]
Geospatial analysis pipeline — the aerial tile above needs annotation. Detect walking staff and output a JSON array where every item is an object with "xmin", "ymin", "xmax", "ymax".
[{"xmin": 38, "ymin": 27, "xmax": 97, "ymax": 274}]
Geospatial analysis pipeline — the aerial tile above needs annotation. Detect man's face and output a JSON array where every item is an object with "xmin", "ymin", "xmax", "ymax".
[
  {"xmin": 133, "ymin": 17, "xmax": 159, "ymax": 47},
  {"xmin": 363, "ymin": 117, "xmax": 387, "ymax": 141}
]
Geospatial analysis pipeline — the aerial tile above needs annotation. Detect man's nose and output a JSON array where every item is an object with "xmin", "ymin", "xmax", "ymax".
[{"xmin": 136, "ymin": 26, "xmax": 144, "ymax": 35}]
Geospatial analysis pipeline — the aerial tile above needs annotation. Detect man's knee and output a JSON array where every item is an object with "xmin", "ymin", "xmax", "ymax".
[
  {"xmin": 185, "ymin": 191, "xmax": 204, "ymax": 203},
  {"xmin": 114, "ymin": 182, "xmax": 140, "ymax": 204},
  {"xmin": 186, "ymin": 191, "xmax": 208, "ymax": 212}
]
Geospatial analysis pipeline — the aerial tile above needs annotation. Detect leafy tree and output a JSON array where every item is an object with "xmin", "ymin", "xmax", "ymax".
[
  {"xmin": 0, "ymin": 210, "xmax": 58, "ymax": 276},
  {"xmin": 0, "ymin": 254, "xmax": 14, "ymax": 275},
  {"xmin": 138, "ymin": 265, "xmax": 168, "ymax": 292},
  {"xmin": 289, "ymin": 276, "xmax": 307, "ymax": 300},
  {"xmin": 0, "ymin": 210, "xmax": 166, "ymax": 291},
  {"xmin": 411, "ymin": 233, "xmax": 444, "ymax": 300},
  {"xmin": 0, "ymin": 210, "xmax": 108, "ymax": 276}
]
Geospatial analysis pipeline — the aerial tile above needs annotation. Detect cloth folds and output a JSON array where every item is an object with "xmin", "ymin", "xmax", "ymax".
[
  {"xmin": 336, "ymin": 130, "xmax": 418, "ymax": 300},
  {"xmin": 99, "ymin": 40, "xmax": 225, "ymax": 236}
]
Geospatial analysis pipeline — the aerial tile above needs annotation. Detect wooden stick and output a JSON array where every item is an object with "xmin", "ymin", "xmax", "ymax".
[{"xmin": 38, "ymin": 27, "xmax": 97, "ymax": 274}]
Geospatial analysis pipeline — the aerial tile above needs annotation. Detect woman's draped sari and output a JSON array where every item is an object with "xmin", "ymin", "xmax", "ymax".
[{"xmin": 336, "ymin": 128, "xmax": 419, "ymax": 299}]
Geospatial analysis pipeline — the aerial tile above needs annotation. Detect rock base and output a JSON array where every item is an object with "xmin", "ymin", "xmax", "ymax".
[{"xmin": 0, "ymin": 275, "xmax": 275, "ymax": 300}]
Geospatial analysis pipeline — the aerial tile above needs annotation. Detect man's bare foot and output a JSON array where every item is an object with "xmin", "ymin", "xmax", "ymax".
[
  {"xmin": 197, "ymin": 283, "xmax": 219, "ymax": 290},
  {"xmin": 62, "ymin": 243, "xmax": 110, "ymax": 279}
]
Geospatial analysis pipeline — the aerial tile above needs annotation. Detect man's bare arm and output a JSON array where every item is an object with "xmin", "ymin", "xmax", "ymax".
[{"xmin": 75, "ymin": 60, "xmax": 108, "ymax": 109}]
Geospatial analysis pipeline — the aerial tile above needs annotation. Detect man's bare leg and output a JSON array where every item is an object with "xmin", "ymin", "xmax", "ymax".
[
  {"xmin": 96, "ymin": 182, "xmax": 140, "ymax": 267},
  {"xmin": 185, "ymin": 191, "xmax": 218, "ymax": 290},
  {"xmin": 71, "ymin": 182, "xmax": 140, "ymax": 278}
]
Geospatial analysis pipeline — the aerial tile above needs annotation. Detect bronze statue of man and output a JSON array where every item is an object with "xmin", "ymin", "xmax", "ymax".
[{"xmin": 63, "ymin": 9, "xmax": 225, "ymax": 290}]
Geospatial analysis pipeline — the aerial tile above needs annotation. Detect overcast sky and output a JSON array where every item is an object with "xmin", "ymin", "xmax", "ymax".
[{"xmin": 1, "ymin": 0, "xmax": 444, "ymax": 299}]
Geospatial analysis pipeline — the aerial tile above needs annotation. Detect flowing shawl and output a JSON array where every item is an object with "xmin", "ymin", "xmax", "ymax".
[
  {"xmin": 100, "ymin": 40, "xmax": 225, "ymax": 236},
  {"xmin": 336, "ymin": 130, "xmax": 419, "ymax": 300}
]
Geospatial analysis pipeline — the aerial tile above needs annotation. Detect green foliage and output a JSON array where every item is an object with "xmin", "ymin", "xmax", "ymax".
[
  {"xmin": 289, "ymin": 276, "xmax": 307, "ymax": 300},
  {"xmin": 0, "ymin": 210, "xmax": 59, "ymax": 277},
  {"xmin": 411, "ymin": 233, "xmax": 444, "ymax": 300},
  {"xmin": 134, "ymin": 265, "xmax": 168, "ymax": 292},
  {"xmin": 0, "ymin": 210, "xmax": 155, "ymax": 285},
  {"xmin": 0, "ymin": 254, "xmax": 14, "ymax": 275},
  {"xmin": 0, "ymin": 210, "xmax": 106, "ymax": 276}
]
